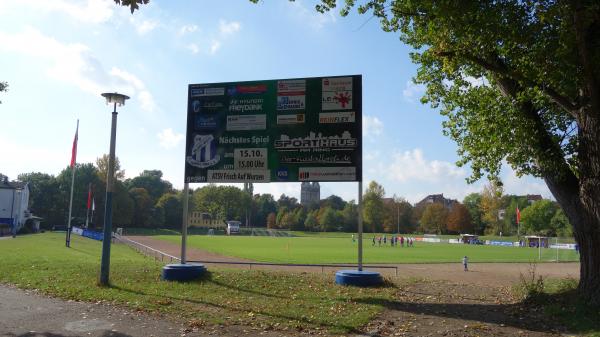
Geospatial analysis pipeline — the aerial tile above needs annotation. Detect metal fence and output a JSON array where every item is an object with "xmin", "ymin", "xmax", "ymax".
[{"xmin": 116, "ymin": 235, "xmax": 398, "ymax": 275}]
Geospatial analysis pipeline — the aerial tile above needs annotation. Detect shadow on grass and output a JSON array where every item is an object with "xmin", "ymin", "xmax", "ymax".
[
  {"xmin": 108, "ymin": 273, "xmax": 360, "ymax": 333},
  {"xmin": 356, "ymin": 287, "xmax": 600, "ymax": 336}
]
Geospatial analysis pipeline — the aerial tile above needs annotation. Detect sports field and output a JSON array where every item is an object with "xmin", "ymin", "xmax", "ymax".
[{"xmin": 155, "ymin": 235, "xmax": 579, "ymax": 264}]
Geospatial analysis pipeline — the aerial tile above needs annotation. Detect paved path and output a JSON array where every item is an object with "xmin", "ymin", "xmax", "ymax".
[
  {"xmin": 0, "ymin": 285, "xmax": 192, "ymax": 337},
  {"xmin": 126, "ymin": 236, "xmax": 580, "ymax": 287}
]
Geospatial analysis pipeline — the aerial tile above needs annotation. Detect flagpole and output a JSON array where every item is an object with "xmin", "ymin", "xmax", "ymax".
[
  {"xmin": 66, "ymin": 119, "xmax": 79, "ymax": 248},
  {"xmin": 85, "ymin": 183, "xmax": 91, "ymax": 229}
]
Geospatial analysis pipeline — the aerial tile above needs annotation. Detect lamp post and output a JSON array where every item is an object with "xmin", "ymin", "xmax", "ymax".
[{"xmin": 99, "ymin": 92, "xmax": 129, "ymax": 286}]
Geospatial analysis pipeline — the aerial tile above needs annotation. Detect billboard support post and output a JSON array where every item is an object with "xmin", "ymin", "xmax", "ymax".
[
  {"xmin": 161, "ymin": 181, "xmax": 207, "ymax": 281},
  {"xmin": 358, "ymin": 180, "xmax": 363, "ymax": 271},
  {"xmin": 181, "ymin": 182, "xmax": 189, "ymax": 264}
]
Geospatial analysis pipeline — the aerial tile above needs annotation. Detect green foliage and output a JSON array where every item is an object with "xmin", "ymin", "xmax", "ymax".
[
  {"xmin": 363, "ymin": 181, "xmax": 385, "ymax": 232},
  {"xmin": 480, "ymin": 182, "xmax": 504, "ymax": 235},
  {"xmin": 113, "ymin": 0, "xmax": 149, "ymax": 14},
  {"xmin": 155, "ymin": 193, "xmax": 182, "ymax": 229},
  {"xmin": 318, "ymin": 207, "xmax": 340, "ymax": 232},
  {"xmin": 551, "ymin": 208, "xmax": 572, "ymax": 237},
  {"xmin": 420, "ymin": 203, "xmax": 448, "ymax": 234},
  {"xmin": 463, "ymin": 193, "xmax": 484, "ymax": 234},
  {"xmin": 193, "ymin": 185, "xmax": 251, "ymax": 221},
  {"xmin": 126, "ymin": 170, "xmax": 172, "ymax": 205},
  {"xmin": 129, "ymin": 187, "xmax": 152, "ymax": 227},
  {"xmin": 321, "ymin": 195, "xmax": 346, "ymax": 210},
  {"xmin": 521, "ymin": 200, "xmax": 559, "ymax": 236},
  {"xmin": 252, "ymin": 193, "xmax": 277, "ymax": 227},
  {"xmin": 0, "ymin": 81, "xmax": 7, "ymax": 104}
]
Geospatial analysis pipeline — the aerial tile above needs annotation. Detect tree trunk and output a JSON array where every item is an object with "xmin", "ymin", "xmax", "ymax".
[{"xmin": 544, "ymin": 110, "xmax": 600, "ymax": 305}]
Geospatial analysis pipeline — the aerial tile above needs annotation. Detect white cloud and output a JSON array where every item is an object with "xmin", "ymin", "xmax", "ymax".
[
  {"xmin": 219, "ymin": 20, "xmax": 241, "ymax": 35},
  {"xmin": 363, "ymin": 116, "xmax": 384, "ymax": 139},
  {"xmin": 6, "ymin": 0, "xmax": 113, "ymax": 23},
  {"xmin": 386, "ymin": 148, "xmax": 465, "ymax": 183},
  {"xmin": 131, "ymin": 19, "xmax": 159, "ymax": 35},
  {"xmin": 157, "ymin": 128, "xmax": 184, "ymax": 149},
  {"xmin": 186, "ymin": 43, "xmax": 200, "ymax": 54},
  {"xmin": 209, "ymin": 40, "xmax": 221, "ymax": 55},
  {"xmin": 402, "ymin": 81, "xmax": 426, "ymax": 102},
  {"xmin": 500, "ymin": 165, "xmax": 552, "ymax": 199},
  {"xmin": 179, "ymin": 24, "xmax": 198, "ymax": 35},
  {"xmin": 288, "ymin": 0, "xmax": 336, "ymax": 30},
  {"xmin": 0, "ymin": 27, "xmax": 156, "ymax": 111}
]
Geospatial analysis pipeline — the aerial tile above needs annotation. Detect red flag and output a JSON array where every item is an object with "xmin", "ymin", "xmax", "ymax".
[
  {"xmin": 516, "ymin": 206, "xmax": 521, "ymax": 224},
  {"xmin": 70, "ymin": 121, "xmax": 79, "ymax": 168},
  {"xmin": 87, "ymin": 183, "xmax": 92, "ymax": 210}
]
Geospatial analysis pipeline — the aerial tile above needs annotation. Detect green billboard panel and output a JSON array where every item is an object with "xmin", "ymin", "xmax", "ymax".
[{"xmin": 185, "ymin": 75, "xmax": 362, "ymax": 183}]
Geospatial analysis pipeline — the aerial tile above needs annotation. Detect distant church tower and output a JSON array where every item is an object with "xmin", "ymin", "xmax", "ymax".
[{"xmin": 301, "ymin": 182, "xmax": 320, "ymax": 206}]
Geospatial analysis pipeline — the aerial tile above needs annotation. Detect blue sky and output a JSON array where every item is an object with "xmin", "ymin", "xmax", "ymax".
[{"xmin": 0, "ymin": 0, "xmax": 551, "ymax": 203}]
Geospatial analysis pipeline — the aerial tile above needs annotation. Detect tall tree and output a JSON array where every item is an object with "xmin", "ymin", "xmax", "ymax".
[
  {"xmin": 130, "ymin": 0, "xmax": 600, "ymax": 302},
  {"xmin": 520, "ymin": 200, "xmax": 559, "ymax": 236},
  {"xmin": 156, "ymin": 192, "xmax": 183, "ymax": 229},
  {"xmin": 463, "ymin": 193, "xmax": 484, "ymax": 234},
  {"xmin": 363, "ymin": 181, "xmax": 385, "ymax": 232},
  {"xmin": 17, "ymin": 172, "xmax": 63, "ymax": 228},
  {"xmin": 446, "ymin": 203, "xmax": 473, "ymax": 234},
  {"xmin": 252, "ymin": 193, "xmax": 277, "ymax": 227},
  {"xmin": 341, "ymin": 200, "xmax": 358, "ymax": 232},
  {"xmin": 126, "ymin": 170, "xmax": 173, "ymax": 204},
  {"xmin": 480, "ymin": 183, "xmax": 504, "ymax": 235},
  {"xmin": 420, "ymin": 203, "xmax": 449, "ymax": 234},
  {"xmin": 305, "ymin": 0, "xmax": 600, "ymax": 304},
  {"xmin": 129, "ymin": 187, "xmax": 152, "ymax": 227},
  {"xmin": 96, "ymin": 154, "xmax": 125, "ymax": 182}
]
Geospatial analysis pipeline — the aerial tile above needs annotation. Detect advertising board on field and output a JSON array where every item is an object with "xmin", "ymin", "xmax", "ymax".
[{"xmin": 185, "ymin": 75, "xmax": 362, "ymax": 183}]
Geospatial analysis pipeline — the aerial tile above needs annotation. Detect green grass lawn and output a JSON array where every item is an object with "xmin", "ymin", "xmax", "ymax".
[
  {"xmin": 155, "ymin": 235, "xmax": 579, "ymax": 264},
  {"xmin": 0, "ymin": 233, "xmax": 398, "ymax": 333}
]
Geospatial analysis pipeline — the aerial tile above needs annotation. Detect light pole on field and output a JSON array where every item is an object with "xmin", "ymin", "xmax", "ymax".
[{"xmin": 99, "ymin": 92, "xmax": 129, "ymax": 286}]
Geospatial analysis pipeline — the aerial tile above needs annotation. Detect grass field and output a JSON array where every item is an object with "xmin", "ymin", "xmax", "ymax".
[
  {"xmin": 155, "ymin": 235, "xmax": 579, "ymax": 264},
  {"xmin": 0, "ymin": 233, "xmax": 398, "ymax": 333}
]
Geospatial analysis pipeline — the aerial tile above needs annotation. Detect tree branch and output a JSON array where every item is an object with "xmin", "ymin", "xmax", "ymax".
[
  {"xmin": 572, "ymin": 0, "xmax": 600, "ymax": 113},
  {"xmin": 435, "ymin": 50, "xmax": 580, "ymax": 118}
]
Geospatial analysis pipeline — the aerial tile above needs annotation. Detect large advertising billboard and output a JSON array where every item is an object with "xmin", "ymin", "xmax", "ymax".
[{"xmin": 185, "ymin": 75, "xmax": 362, "ymax": 183}]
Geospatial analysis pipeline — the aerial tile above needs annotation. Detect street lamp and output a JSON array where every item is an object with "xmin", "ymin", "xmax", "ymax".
[{"xmin": 99, "ymin": 92, "xmax": 129, "ymax": 286}]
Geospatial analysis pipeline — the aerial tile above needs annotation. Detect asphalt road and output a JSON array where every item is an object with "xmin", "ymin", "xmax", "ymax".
[{"xmin": 0, "ymin": 285, "xmax": 187, "ymax": 337}]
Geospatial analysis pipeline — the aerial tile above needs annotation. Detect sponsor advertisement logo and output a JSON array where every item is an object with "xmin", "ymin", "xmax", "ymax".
[
  {"xmin": 219, "ymin": 135, "xmax": 270, "ymax": 145},
  {"xmin": 207, "ymin": 170, "xmax": 271, "ymax": 183},
  {"xmin": 319, "ymin": 111, "xmax": 356, "ymax": 124},
  {"xmin": 322, "ymin": 91, "xmax": 352, "ymax": 110},
  {"xmin": 227, "ymin": 84, "xmax": 267, "ymax": 95},
  {"xmin": 280, "ymin": 154, "xmax": 352, "ymax": 164},
  {"xmin": 226, "ymin": 114, "xmax": 266, "ymax": 131},
  {"xmin": 276, "ymin": 114, "xmax": 305, "ymax": 125},
  {"xmin": 277, "ymin": 95, "xmax": 305, "ymax": 110},
  {"xmin": 190, "ymin": 87, "xmax": 225, "ymax": 97},
  {"xmin": 322, "ymin": 77, "xmax": 353, "ymax": 92},
  {"xmin": 194, "ymin": 115, "xmax": 218, "ymax": 130},
  {"xmin": 276, "ymin": 167, "xmax": 289, "ymax": 181},
  {"xmin": 192, "ymin": 100, "xmax": 225, "ymax": 113},
  {"xmin": 277, "ymin": 79, "xmax": 306, "ymax": 94},
  {"xmin": 274, "ymin": 131, "xmax": 357, "ymax": 150},
  {"xmin": 186, "ymin": 134, "xmax": 220, "ymax": 168},
  {"xmin": 298, "ymin": 167, "xmax": 356, "ymax": 181},
  {"xmin": 229, "ymin": 98, "xmax": 263, "ymax": 112}
]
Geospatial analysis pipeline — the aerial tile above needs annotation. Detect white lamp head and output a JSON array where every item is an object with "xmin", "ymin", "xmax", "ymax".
[{"xmin": 101, "ymin": 92, "xmax": 130, "ymax": 106}]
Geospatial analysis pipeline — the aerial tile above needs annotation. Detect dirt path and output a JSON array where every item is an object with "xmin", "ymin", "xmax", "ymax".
[{"xmin": 125, "ymin": 236, "xmax": 580, "ymax": 287}]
